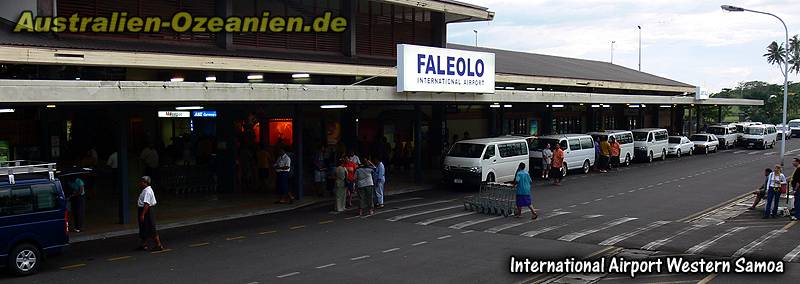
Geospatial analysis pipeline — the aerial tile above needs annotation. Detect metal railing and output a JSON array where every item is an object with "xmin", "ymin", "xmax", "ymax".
[{"xmin": 0, "ymin": 160, "xmax": 57, "ymax": 184}]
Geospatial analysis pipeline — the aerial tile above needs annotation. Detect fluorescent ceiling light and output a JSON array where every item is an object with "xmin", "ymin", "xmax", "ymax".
[
  {"xmin": 551, "ymin": 104, "xmax": 565, "ymax": 108},
  {"xmin": 292, "ymin": 73, "xmax": 310, "ymax": 79},
  {"xmin": 0, "ymin": 109, "xmax": 15, "ymax": 113},
  {"xmin": 320, "ymin": 104, "xmax": 347, "ymax": 109},
  {"xmin": 505, "ymin": 87, "xmax": 514, "ymax": 90},
  {"xmin": 495, "ymin": 86, "xmax": 504, "ymax": 90},
  {"xmin": 205, "ymin": 76, "xmax": 217, "ymax": 82},
  {"xmin": 660, "ymin": 105, "xmax": 672, "ymax": 108},
  {"xmin": 489, "ymin": 104, "xmax": 501, "ymax": 108},
  {"xmin": 591, "ymin": 104, "xmax": 600, "ymax": 108},
  {"xmin": 629, "ymin": 104, "xmax": 640, "ymax": 108},
  {"xmin": 176, "ymin": 106, "xmax": 204, "ymax": 110},
  {"xmin": 503, "ymin": 104, "xmax": 513, "ymax": 108},
  {"xmin": 247, "ymin": 74, "xmax": 264, "ymax": 80},
  {"xmin": 602, "ymin": 104, "xmax": 611, "ymax": 108},
  {"xmin": 170, "ymin": 77, "xmax": 184, "ymax": 82},
  {"xmin": 75, "ymin": 77, "xmax": 80, "ymax": 80},
  {"xmin": 526, "ymin": 87, "xmax": 537, "ymax": 91},
  {"xmin": 46, "ymin": 104, "xmax": 56, "ymax": 108}
]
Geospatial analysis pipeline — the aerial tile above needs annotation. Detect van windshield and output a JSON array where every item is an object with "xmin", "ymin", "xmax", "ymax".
[
  {"xmin": 668, "ymin": 137, "xmax": 682, "ymax": 144},
  {"xmin": 707, "ymin": 127, "xmax": 725, "ymax": 135},
  {"xmin": 447, "ymin": 143, "xmax": 486, "ymax": 158},
  {"xmin": 747, "ymin": 128, "xmax": 764, "ymax": 135},
  {"xmin": 530, "ymin": 138, "xmax": 560, "ymax": 151},
  {"xmin": 789, "ymin": 121, "xmax": 800, "ymax": 128},
  {"xmin": 690, "ymin": 135, "xmax": 708, "ymax": 142},
  {"xmin": 633, "ymin": 132, "xmax": 649, "ymax": 141}
]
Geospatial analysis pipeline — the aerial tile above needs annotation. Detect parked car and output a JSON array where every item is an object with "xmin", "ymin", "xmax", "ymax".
[
  {"xmin": 690, "ymin": 134, "xmax": 720, "ymax": 154},
  {"xmin": 443, "ymin": 137, "xmax": 529, "ymax": 186},
  {"xmin": 1, "ymin": 161, "xmax": 70, "ymax": 276},
  {"xmin": 667, "ymin": 136, "xmax": 694, "ymax": 158},
  {"xmin": 776, "ymin": 125, "xmax": 792, "ymax": 140},
  {"xmin": 588, "ymin": 130, "xmax": 635, "ymax": 166},
  {"xmin": 528, "ymin": 134, "xmax": 595, "ymax": 177},
  {"xmin": 734, "ymin": 122, "xmax": 761, "ymax": 146},
  {"xmin": 788, "ymin": 119, "xmax": 800, "ymax": 138},
  {"xmin": 707, "ymin": 124, "xmax": 737, "ymax": 149},
  {"xmin": 632, "ymin": 128, "xmax": 669, "ymax": 163},
  {"xmin": 742, "ymin": 124, "xmax": 777, "ymax": 149}
]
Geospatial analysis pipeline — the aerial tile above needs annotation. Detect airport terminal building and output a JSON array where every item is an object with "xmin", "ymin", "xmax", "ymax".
[{"xmin": 0, "ymin": 0, "xmax": 760, "ymax": 225}]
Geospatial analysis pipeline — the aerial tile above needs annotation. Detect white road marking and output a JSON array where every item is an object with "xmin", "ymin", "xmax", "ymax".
[
  {"xmin": 484, "ymin": 211, "xmax": 571, "ymax": 233},
  {"xmin": 647, "ymin": 185, "xmax": 654, "ymax": 188},
  {"xmin": 764, "ymin": 152, "xmax": 776, "ymax": 156},
  {"xmin": 558, "ymin": 217, "xmax": 638, "ymax": 242},
  {"xmin": 411, "ymin": 241, "xmax": 428, "ymax": 246},
  {"xmin": 365, "ymin": 199, "xmax": 457, "ymax": 219},
  {"xmin": 437, "ymin": 235, "xmax": 452, "ymax": 240},
  {"xmin": 315, "ymin": 263, "xmax": 336, "ymax": 269},
  {"xmin": 387, "ymin": 205, "xmax": 462, "ymax": 221},
  {"xmin": 594, "ymin": 198, "xmax": 602, "ymax": 201},
  {"xmin": 734, "ymin": 150, "xmax": 746, "ymax": 154},
  {"xmin": 606, "ymin": 195, "xmax": 615, "ymax": 198},
  {"xmin": 521, "ymin": 224, "xmax": 568, "ymax": 237},
  {"xmin": 382, "ymin": 248, "xmax": 400, "ymax": 253},
  {"xmin": 599, "ymin": 221, "xmax": 671, "ymax": 246},
  {"xmin": 733, "ymin": 229, "xmax": 786, "ymax": 258},
  {"xmin": 582, "ymin": 214, "xmax": 604, "ymax": 218},
  {"xmin": 641, "ymin": 224, "xmax": 707, "ymax": 251},
  {"xmin": 657, "ymin": 183, "xmax": 663, "ymax": 186},
  {"xmin": 783, "ymin": 244, "xmax": 800, "ymax": 262},
  {"xmin": 628, "ymin": 190, "xmax": 636, "ymax": 193},
  {"xmin": 350, "ymin": 255, "xmax": 371, "ymax": 261},
  {"xmin": 581, "ymin": 201, "xmax": 591, "ymax": 205},
  {"xmin": 461, "ymin": 230, "xmax": 474, "ymax": 234},
  {"xmin": 553, "ymin": 208, "xmax": 563, "ymax": 211},
  {"xmin": 416, "ymin": 211, "xmax": 475, "ymax": 225},
  {"xmin": 568, "ymin": 204, "xmax": 577, "ymax": 207},
  {"xmin": 276, "ymin": 272, "xmax": 300, "ymax": 278},
  {"xmin": 686, "ymin": 227, "xmax": 748, "ymax": 254},
  {"xmin": 450, "ymin": 209, "xmax": 531, "ymax": 229},
  {"xmin": 748, "ymin": 151, "xmax": 761, "ymax": 155}
]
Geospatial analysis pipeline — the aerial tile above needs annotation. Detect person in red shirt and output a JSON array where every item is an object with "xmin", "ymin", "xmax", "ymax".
[
  {"xmin": 550, "ymin": 143, "xmax": 565, "ymax": 186},
  {"xmin": 610, "ymin": 137, "xmax": 621, "ymax": 170},
  {"xmin": 342, "ymin": 156, "xmax": 358, "ymax": 208}
]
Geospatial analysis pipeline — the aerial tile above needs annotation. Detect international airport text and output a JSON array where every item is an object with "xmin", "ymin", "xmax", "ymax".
[{"xmin": 509, "ymin": 257, "xmax": 784, "ymax": 277}]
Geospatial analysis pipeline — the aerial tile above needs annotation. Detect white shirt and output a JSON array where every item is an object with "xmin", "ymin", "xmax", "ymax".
[
  {"xmin": 107, "ymin": 152, "xmax": 118, "ymax": 169},
  {"xmin": 138, "ymin": 186, "xmax": 157, "ymax": 207},
  {"xmin": 274, "ymin": 153, "xmax": 291, "ymax": 172},
  {"xmin": 767, "ymin": 172, "xmax": 787, "ymax": 189},
  {"xmin": 350, "ymin": 155, "xmax": 361, "ymax": 165}
]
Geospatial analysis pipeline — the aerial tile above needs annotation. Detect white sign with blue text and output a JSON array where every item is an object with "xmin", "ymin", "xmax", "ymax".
[{"xmin": 397, "ymin": 44, "xmax": 495, "ymax": 93}]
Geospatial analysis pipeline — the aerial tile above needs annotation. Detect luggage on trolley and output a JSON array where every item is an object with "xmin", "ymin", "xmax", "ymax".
[{"xmin": 464, "ymin": 182, "xmax": 516, "ymax": 217}]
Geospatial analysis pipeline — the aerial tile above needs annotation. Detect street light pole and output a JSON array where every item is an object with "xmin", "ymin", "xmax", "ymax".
[
  {"xmin": 637, "ymin": 25, "xmax": 642, "ymax": 71},
  {"xmin": 611, "ymin": 40, "xmax": 615, "ymax": 64},
  {"xmin": 473, "ymin": 30, "xmax": 478, "ymax": 47},
  {"xmin": 721, "ymin": 5, "xmax": 789, "ymax": 165}
]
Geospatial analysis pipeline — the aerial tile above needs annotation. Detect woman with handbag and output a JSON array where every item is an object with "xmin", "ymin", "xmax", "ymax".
[{"xmin": 764, "ymin": 165, "xmax": 787, "ymax": 219}]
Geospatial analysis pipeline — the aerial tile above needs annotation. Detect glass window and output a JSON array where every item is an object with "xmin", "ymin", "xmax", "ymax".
[
  {"xmin": 530, "ymin": 138, "xmax": 559, "ymax": 151},
  {"xmin": 484, "ymin": 145, "xmax": 495, "ymax": 159},
  {"xmin": 633, "ymin": 132, "xmax": 649, "ymax": 141},
  {"xmin": 498, "ymin": 143, "xmax": 512, "ymax": 157},
  {"xmin": 622, "ymin": 133, "xmax": 633, "ymax": 144},
  {"xmin": 32, "ymin": 184, "xmax": 58, "ymax": 211},
  {"xmin": 690, "ymin": 135, "xmax": 708, "ymax": 142},
  {"xmin": 580, "ymin": 138, "xmax": 594, "ymax": 149},
  {"xmin": 789, "ymin": 121, "xmax": 800, "ymax": 128},
  {"xmin": 559, "ymin": 140, "xmax": 568, "ymax": 150},
  {"xmin": 568, "ymin": 139, "xmax": 581, "ymax": 151},
  {"xmin": 447, "ymin": 143, "xmax": 486, "ymax": 158},
  {"xmin": 656, "ymin": 131, "xmax": 668, "ymax": 141},
  {"xmin": 517, "ymin": 142, "xmax": 528, "ymax": 156},
  {"xmin": 9, "ymin": 187, "xmax": 33, "ymax": 215},
  {"xmin": 747, "ymin": 128, "xmax": 764, "ymax": 135},
  {"xmin": 708, "ymin": 127, "xmax": 725, "ymax": 135},
  {"xmin": 668, "ymin": 137, "xmax": 681, "ymax": 144}
]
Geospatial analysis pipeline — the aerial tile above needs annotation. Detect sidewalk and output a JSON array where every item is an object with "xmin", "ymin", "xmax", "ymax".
[{"xmin": 70, "ymin": 171, "xmax": 439, "ymax": 243}]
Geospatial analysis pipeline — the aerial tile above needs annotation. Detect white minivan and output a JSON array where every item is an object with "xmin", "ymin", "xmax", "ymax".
[
  {"xmin": 443, "ymin": 137, "xmax": 529, "ymax": 186},
  {"xmin": 588, "ymin": 130, "xmax": 635, "ymax": 166},
  {"xmin": 707, "ymin": 124, "xmax": 737, "ymax": 149},
  {"xmin": 742, "ymin": 124, "xmax": 778, "ymax": 149},
  {"xmin": 632, "ymin": 128, "xmax": 669, "ymax": 163},
  {"xmin": 528, "ymin": 134, "xmax": 595, "ymax": 177},
  {"xmin": 788, "ymin": 119, "xmax": 800, "ymax": 138}
]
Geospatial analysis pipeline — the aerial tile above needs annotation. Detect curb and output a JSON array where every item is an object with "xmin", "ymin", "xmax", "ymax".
[{"xmin": 70, "ymin": 184, "xmax": 436, "ymax": 243}]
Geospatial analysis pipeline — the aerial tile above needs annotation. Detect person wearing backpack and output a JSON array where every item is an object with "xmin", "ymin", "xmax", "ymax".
[{"xmin": 764, "ymin": 165, "xmax": 787, "ymax": 219}]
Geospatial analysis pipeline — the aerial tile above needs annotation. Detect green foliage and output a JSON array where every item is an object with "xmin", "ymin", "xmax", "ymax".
[{"xmin": 711, "ymin": 81, "xmax": 800, "ymax": 124}]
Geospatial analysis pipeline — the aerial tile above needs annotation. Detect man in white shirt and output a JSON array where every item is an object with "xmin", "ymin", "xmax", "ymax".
[
  {"xmin": 137, "ymin": 176, "xmax": 164, "ymax": 251},
  {"xmin": 274, "ymin": 149, "xmax": 293, "ymax": 203}
]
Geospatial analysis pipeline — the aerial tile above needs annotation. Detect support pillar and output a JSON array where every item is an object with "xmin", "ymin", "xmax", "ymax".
[
  {"xmin": 430, "ymin": 105, "xmax": 444, "ymax": 168},
  {"xmin": 717, "ymin": 106, "xmax": 723, "ymax": 123},
  {"xmin": 487, "ymin": 107, "xmax": 497, "ymax": 137},
  {"xmin": 542, "ymin": 106, "xmax": 554, "ymax": 135},
  {"xmin": 414, "ymin": 105, "xmax": 423, "ymax": 183},
  {"xmin": 651, "ymin": 106, "xmax": 659, "ymax": 128},
  {"xmin": 293, "ymin": 105, "xmax": 305, "ymax": 200},
  {"xmin": 696, "ymin": 105, "xmax": 702, "ymax": 133},
  {"xmin": 116, "ymin": 107, "xmax": 130, "ymax": 224},
  {"xmin": 687, "ymin": 106, "xmax": 693, "ymax": 135},
  {"xmin": 217, "ymin": 106, "xmax": 237, "ymax": 193}
]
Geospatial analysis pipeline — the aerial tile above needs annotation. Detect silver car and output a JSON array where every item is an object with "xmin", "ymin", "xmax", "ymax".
[
  {"xmin": 690, "ymin": 134, "xmax": 719, "ymax": 154},
  {"xmin": 667, "ymin": 136, "xmax": 694, "ymax": 158}
]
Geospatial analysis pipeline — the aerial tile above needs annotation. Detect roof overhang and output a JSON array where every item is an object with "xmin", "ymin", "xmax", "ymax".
[
  {"xmin": 0, "ymin": 45, "xmax": 696, "ymax": 94},
  {"xmin": 0, "ymin": 80, "xmax": 763, "ymax": 106},
  {"xmin": 376, "ymin": 0, "xmax": 494, "ymax": 22}
]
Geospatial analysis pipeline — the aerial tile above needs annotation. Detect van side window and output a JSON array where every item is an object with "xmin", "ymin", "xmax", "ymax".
[
  {"xmin": 483, "ymin": 145, "xmax": 496, "ymax": 159},
  {"xmin": 517, "ymin": 142, "xmax": 529, "ymax": 156},
  {"xmin": 656, "ymin": 131, "xmax": 668, "ymax": 141},
  {"xmin": 7, "ymin": 187, "xmax": 33, "ymax": 215},
  {"xmin": 32, "ymin": 183, "xmax": 58, "ymax": 211},
  {"xmin": 559, "ymin": 140, "xmax": 568, "ymax": 150},
  {"xmin": 580, "ymin": 138, "xmax": 593, "ymax": 149},
  {"xmin": 622, "ymin": 133, "xmax": 633, "ymax": 144},
  {"xmin": 498, "ymin": 142, "xmax": 527, "ymax": 158},
  {"xmin": 568, "ymin": 139, "xmax": 581, "ymax": 151}
]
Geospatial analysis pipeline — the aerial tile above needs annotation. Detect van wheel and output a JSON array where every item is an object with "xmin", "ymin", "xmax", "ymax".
[
  {"xmin": 689, "ymin": 147, "xmax": 694, "ymax": 155},
  {"xmin": 624, "ymin": 154, "xmax": 631, "ymax": 167},
  {"xmin": 9, "ymin": 243, "xmax": 41, "ymax": 276},
  {"xmin": 486, "ymin": 173, "xmax": 495, "ymax": 183},
  {"xmin": 561, "ymin": 163, "xmax": 569, "ymax": 177},
  {"xmin": 676, "ymin": 149, "xmax": 682, "ymax": 158},
  {"xmin": 648, "ymin": 151, "xmax": 654, "ymax": 163},
  {"xmin": 582, "ymin": 160, "xmax": 590, "ymax": 174},
  {"xmin": 704, "ymin": 147, "xmax": 709, "ymax": 155},
  {"xmin": 661, "ymin": 149, "xmax": 667, "ymax": 160}
]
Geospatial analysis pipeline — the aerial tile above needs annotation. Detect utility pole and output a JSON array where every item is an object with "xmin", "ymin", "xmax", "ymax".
[
  {"xmin": 637, "ymin": 25, "xmax": 642, "ymax": 71},
  {"xmin": 611, "ymin": 41, "xmax": 616, "ymax": 63},
  {"xmin": 473, "ymin": 30, "xmax": 478, "ymax": 47}
]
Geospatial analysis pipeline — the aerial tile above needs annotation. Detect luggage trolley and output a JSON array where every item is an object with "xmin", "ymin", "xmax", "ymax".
[{"xmin": 464, "ymin": 182, "xmax": 516, "ymax": 216}]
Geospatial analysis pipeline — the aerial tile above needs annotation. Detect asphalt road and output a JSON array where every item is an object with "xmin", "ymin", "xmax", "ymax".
[{"xmin": 4, "ymin": 140, "xmax": 800, "ymax": 283}]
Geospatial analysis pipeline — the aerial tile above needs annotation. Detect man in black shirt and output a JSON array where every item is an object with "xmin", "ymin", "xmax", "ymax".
[{"xmin": 791, "ymin": 158, "xmax": 800, "ymax": 220}]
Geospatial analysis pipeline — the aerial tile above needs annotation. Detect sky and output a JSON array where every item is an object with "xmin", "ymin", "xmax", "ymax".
[{"xmin": 447, "ymin": 0, "xmax": 800, "ymax": 92}]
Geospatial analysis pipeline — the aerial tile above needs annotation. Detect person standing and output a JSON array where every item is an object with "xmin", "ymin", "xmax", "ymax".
[
  {"xmin": 107, "ymin": 151, "xmax": 119, "ymax": 198},
  {"xmin": 68, "ymin": 176, "xmax": 86, "ymax": 233},
  {"xmin": 355, "ymin": 160, "xmax": 376, "ymax": 216},
  {"xmin": 749, "ymin": 168, "xmax": 772, "ymax": 210},
  {"xmin": 790, "ymin": 158, "xmax": 800, "ymax": 220},
  {"xmin": 373, "ymin": 157, "xmax": 386, "ymax": 209},
  {"xmin": 274, "ymin": 148, "xmax": 293, "ymax": 204},
  {"xmin": 343, "ymin": 156, "xmax": 358, "ymax": 208},
  {"xmin": 764, "ymin": 165, "xmax": 787, "ymax": 219},
  {"xmin": 551, "ymin": 144, "xmax": 565, "ymax": 186},
  {"xmin": 598, "ymin": 137, "xmax": 610, "ymax": 173},
  {"xmin": 541, "ymin": 143, "xmax": 552, "ymax": 179},
  {"xmin": 334, "ymin": 158, "xmax": 348, "ymax": 212},
  {"xmin": 610, "ymin": 137, "xmax": 621, "ymax": 170},
  {"xmin": 512, "ymin": 163, "xmax": 537, "ymax": 220},
  {"xmin": 137, "ymin": 176, "xmax": 164, "ymax": 251}
]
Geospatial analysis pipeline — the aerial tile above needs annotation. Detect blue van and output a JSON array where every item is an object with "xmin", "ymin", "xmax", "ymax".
[{"xmin": 0, "ymin": 161, "xmax": 69, "ymax": 276}]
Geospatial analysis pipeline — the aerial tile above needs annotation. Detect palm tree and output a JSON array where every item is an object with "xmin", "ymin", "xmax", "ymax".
[
  {"xmin": 764, "ymin": 41, "xmax": 787, "ymax": 75},
  {"xmin": 789, "ymin": 35, "xmax": 800, "ymax": 75}
]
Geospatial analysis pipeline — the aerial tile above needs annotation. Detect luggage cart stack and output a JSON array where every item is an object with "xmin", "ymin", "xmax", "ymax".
[{"xmin": 464, "ymin": 182, "xmax": 516, "ymax": 216}]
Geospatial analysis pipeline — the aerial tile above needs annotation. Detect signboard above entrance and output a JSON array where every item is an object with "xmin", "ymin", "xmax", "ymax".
[
  {"xmin": 397, "ymin": 44, "xmax": 495, "ymax": 94},
  {"xmin": 158, "ymin": 111, "xmax": 190, "ymax": 118}
]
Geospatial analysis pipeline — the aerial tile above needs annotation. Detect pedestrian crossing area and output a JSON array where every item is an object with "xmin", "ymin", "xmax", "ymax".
[{"xmin": 358, "ymin": 197, "xmax": 800, "ymax": 262}]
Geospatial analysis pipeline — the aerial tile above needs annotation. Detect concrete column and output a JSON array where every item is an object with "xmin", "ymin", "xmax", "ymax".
[
  {"xmin": 430, "ymin": 105, "xmax": 444, "ymax": 168},
  {"xmin": 717, "ymin": 106, "xmax": 723, "ymax": 123},
  {"xmin": 431, "ymin": 12, "xmax": 447, "ymax": 48},
  {"xmin": 414, "ymin": 105, "xmax": 423, "ymax": 183},
  {"xmin": 342, "ymin": 0, "xmax": 357, "ymax": 57},
  {"xmin": 613, "ymin": 105, "xmax": 626, "ymax": 130},
  {"xmin": 215, "ymin": 0, "xmax": 233, "ymax": 49},
  {"xmin": 696, "ymin": 105, "xmax": 702, "ymax": 133},
  {"xmin": 217, "ymin": 106, "xmax": 237, "ymax": 193},
  {"xmin": 651, "ymin": 106, "xmax": 659, "ymax": 128},
  {"xmin": 687, "ymin": 106, "xmax": 693, "ymax": 135},
  {"xmin": 293, "ymin": 105, "xmax": 305, "ymax": 200},
  {"xmin": 487, "ymin": 107, "xmax": 497, "ymax": 137},
  {"xmin": 586, "ymin": 106, "xmax": 595, "ymax": 131},
  {"xmin": 542, "ymin": 107, "xmax": 554, "ymax": 135},
  {"xmin": 115, "ymin": 106, "xmax": 130, "ymax": 224}
]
